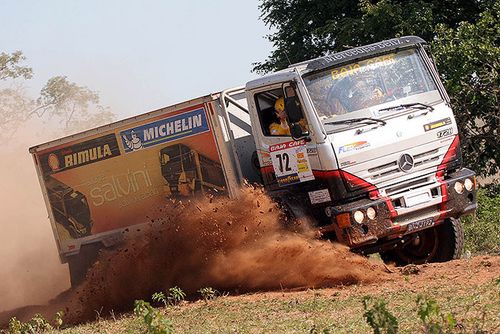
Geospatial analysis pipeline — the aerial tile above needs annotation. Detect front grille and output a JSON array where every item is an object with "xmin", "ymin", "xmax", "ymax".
[
  {"xmin": 367, "ymin": 148, "xmax": 443, "ymax": 181},
  {"xmin": 385, "ymin": 176, "xmax": 433, "ymax": 196}
]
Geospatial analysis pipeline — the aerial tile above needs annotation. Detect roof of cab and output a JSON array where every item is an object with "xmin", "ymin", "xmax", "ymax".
[{"xmin": 245, "ymin": 36, "xmax": 426, "ymax": 90}]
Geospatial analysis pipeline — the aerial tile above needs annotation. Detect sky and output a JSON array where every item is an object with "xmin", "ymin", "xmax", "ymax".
[{"xmin": 0, "ymin": 0, "xmax": 273, "ymax": 119}]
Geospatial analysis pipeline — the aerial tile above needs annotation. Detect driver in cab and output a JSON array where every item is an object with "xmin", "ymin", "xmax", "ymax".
[
  {"xmin": 269, "ymin": 95, "xmax": 308, "ymax": 136},
  {"xmin": 269, "ymin": 97, "xmax": 290, "ymax": 136}
]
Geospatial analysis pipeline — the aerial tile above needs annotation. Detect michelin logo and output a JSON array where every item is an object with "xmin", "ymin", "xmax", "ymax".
[
  {"xmin": 120, "ymin": 108, "xmax": 210, "ymax": 153},
  {"xmin": 122, "ymin": 130, "xmax": 143, "ymax": 151}
]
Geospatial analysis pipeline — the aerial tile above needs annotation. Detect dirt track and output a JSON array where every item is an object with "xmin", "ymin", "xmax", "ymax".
[
  {"xmin": 0, "ymin": 186, "xmax": 498, "ymax": 328},
  {"xmin": 1, "ymin": 255, "xmax": 497, "ymax": 329}
]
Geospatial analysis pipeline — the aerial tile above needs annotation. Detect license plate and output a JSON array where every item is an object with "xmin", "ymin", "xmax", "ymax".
[
  {"xmin": 407, "ymin": 218, "xmax": 435, "ymax": 232},
  {"xmin": 404, "ymin": 191, "xmax": 431, "ymax": 207}
]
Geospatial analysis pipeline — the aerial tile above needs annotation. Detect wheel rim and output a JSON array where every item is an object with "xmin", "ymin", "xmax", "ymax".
[{"xmin": 396, "ymin": 228, "xmax": 439, "ymax": 264}]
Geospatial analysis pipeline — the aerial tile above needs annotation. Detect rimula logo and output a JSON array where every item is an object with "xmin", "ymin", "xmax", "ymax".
[
  {"xmin": 63, "ymin": 144, "xmax": 113, "ymax": 168},
  {"xmin": 41, "ymin": 133, "xmax": 121, "ymax": 176}
]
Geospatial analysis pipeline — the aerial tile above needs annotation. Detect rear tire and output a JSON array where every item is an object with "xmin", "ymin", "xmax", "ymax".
[
  {"xmin": 381, "ymin": 218, "xmax": 464, "ymax": 266},
  {"xmin": 67, "ymin": 242, "xmax": 102, "ymax": 287}
]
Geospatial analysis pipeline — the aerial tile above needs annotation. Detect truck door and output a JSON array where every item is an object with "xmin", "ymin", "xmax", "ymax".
[{"xmin": 250, "ymin": 82, "xmax": 319, "ymax": 190}]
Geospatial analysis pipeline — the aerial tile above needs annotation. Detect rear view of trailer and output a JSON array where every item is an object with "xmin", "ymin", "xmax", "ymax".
[{"xmin": 29, "ymin": 95, "xmax": 245, "ymax": 285}]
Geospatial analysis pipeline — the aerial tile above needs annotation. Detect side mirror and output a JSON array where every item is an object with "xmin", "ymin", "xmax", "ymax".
[
  {"xmin": 290, "ymin": 123, "xmax": 310, "ymax": 141},
  {"xmin": 285, "ymin": 97, "xmax": 302, "ymax": 123}
]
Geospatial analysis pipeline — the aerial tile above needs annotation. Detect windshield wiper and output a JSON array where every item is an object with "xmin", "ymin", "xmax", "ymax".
[
  {"xmin": 325, "ymin": 117, "xmax": 387, "ymax": 127},
  {"xmin": 377, "ymin": 102, "xmax": 434, "ymax": 113}
]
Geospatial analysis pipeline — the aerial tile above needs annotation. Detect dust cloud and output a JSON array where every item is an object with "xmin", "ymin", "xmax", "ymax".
[
  {"xmin": 0, "ymin": 124, "xmax": 387, "ymax": 326},
  {"xmin": 0, "ymin": 128, "xmax": 70, "ymax": 312},
  {"xmin": 2, "ymin": 186, "xmax": 387, "ymax": 325}
]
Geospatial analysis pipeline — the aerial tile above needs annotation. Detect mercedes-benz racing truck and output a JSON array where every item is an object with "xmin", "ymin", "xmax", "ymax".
[
  {"xmin": 31, "ymin": 36, "xmax": 478, "ymax": 286},
  {"xmin": 245, "ymin": 36, "xmax": 477, "ymax": 265}
]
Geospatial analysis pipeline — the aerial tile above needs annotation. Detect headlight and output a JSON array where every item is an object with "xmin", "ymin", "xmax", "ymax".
[
  {"xmin": 454, "ymin": 181, "xmax": 464, "ymax": 194},
  {"xmin": 464, "ymin": 178, "xmax": 474, "ymax": 191},
  {"xmin": 353, "ymin": 210, "xmax": 365, "ymax": 223},
  {"xmin": 366, "ymin": 207, "xmax": 377, "ymax": 220}
]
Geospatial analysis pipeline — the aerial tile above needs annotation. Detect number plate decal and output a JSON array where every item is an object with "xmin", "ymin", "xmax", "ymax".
[
  {"xmin": 407, "ymin": 218, "xmax": 435, "ymax": 232},
  {"xmin": 270, "ymin": 140, "xmax": 315, "ymax": 186}
]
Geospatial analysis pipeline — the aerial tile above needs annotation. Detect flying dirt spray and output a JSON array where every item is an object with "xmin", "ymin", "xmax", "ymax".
[{"xmin": 0, "ymin": 186, "xmax": 387, "ymax": 325}]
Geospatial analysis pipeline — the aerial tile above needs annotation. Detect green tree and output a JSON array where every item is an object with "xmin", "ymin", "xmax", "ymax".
[
  {"xmin": 255, "ymin": 0, "xmax": 498, "ymax": 176},
  {"xmin": 0, "ymin": 52, "xmax": 114, "ymax": 139},
  {"xmin": 254, "ymin": 0, "xmax": 487, "ymax": 74},
  {"xmin": 430, "ymin": 4, "xmax": 499, "ymax": 176}
]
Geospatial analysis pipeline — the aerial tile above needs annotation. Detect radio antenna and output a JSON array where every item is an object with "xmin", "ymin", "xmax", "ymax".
[{"xmin": 284, "ymin": 52, "xmax": 292, "ymax": 66}]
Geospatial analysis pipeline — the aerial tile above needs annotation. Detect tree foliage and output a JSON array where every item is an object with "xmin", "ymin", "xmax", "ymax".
[
  {"xmin": 255, "ymin": 0, "xmax": 498, "ymax": 176},
  {"xmin": 431, "ymin": 4, "xmax": 499, "ymax": 176},
  {"xmin": 37, "ymin": 76, "xmax": 114, "ymax": 133},
  {"xmin": 0, "ymin": 51, "xmax": 33, "ymax": 81},
  {"xmin": 0, "ymin": 52, "xmax": 114, "ymax": 140}
]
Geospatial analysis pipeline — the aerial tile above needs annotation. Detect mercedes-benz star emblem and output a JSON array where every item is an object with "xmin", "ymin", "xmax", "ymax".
[{"xmin": 398, "ymin": 153, "xmax": 414, "ymax": 173}]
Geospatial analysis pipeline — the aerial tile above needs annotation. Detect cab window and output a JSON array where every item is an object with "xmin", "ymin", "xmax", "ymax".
[{"xmin": 254, "ymin": 85, "xmax": 307, "ymax": 137}]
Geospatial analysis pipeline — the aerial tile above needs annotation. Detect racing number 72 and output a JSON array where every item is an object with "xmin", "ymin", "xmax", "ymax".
[{"xmin": 275, "ymin": 152, "xmax": 291, "ymax": 173}]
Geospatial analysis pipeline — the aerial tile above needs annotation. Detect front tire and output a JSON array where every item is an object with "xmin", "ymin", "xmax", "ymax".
[{"xmin": 381, "ymin": 218, "xmax": 464, "ymax": 266}]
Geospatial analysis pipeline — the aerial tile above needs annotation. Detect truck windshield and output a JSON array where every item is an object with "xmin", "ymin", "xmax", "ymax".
[{"xmin": 303, "ymin": 49, "xmax": 441, "ymax": 128}]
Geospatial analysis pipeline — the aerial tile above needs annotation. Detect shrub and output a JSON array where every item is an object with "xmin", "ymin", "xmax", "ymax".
[
  {"xmin": 362, "ymin": 296, "xmax": 398, "ymax": 334},
  {"xmin": 152, "ymin": 292, "xmax": 167, "ymax": 307},
  {"xmin": 167, "ymin": 286, "xmax": 186, "ymax": 306},
  {"xmin": 198, "ymin": 287, "xmax": 219, "ymax": 302},
  {"xmin": 462, "ymin": 188, "xmax": 500, "ymax": 254},
  {"xmin": 8, "ymin": 314, "xmax": 52, "ymax": 334},
  {"xmin": 416, "ymin": 296, "xmax": 456, "ymax": 334},
  {"xmin": 134, "ymin": 300, "xmax": 173, "ymax": 334}
]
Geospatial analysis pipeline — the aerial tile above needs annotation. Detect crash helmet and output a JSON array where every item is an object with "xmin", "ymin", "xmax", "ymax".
[{"xmin": 274, "ymin": 97, "xmax": 285, "ymax": 112}]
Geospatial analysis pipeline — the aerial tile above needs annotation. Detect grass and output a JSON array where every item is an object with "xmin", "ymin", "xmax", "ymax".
[
  {"xmin": 463, "ymin": 187, "xmax": 500, "ymax": 255},
  {"xmin": 35, "ymin": 276, "xmax": 499, "ymax": 334}
]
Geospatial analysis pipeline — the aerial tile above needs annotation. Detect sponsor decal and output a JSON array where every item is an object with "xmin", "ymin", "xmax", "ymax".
[
  {"xmin": 41, "ymin": 133, "xmax": 120, "ymax": 176},
  {"xmin": 407, "ymin": 217, "xmax": 435, "ymax": 232},
  {"xmin": 270, "ymin": 140, "xmax": 314, "ymax": 186},
  {"xmin": 308, "ymin": 38, "xmax": 405, "ymax": 70},
  {"xmin": 338, "ymin": 141, "xmax": 370, "ymax": 154},
  {"xmin": 436, "ymin": 127, "xmax": 453, "ymax": 138},
  {"xmin": 120, "ymin": 108, "xmax": 209, "ymax": 153},
  {"xmin": 424, "ymin": 117, "xmax": 451, "ymax": 132},
  {"xmin": 89, "ymin": 166, "xmax": 157, "ymax": 207},
  {"xmin": 307, "ymin": 147, "xmax": 318, "ymax": 155},
  {"xmin": 47, "ymin": 153, "xmax": 60, "ymax": 171},
  {"xmin": 331, "ymin": 54, "xmax": 395, "ymax": 80},
  {"xmin": 340, "ymin": 160, "xmax": 356, "ymax": 168}
]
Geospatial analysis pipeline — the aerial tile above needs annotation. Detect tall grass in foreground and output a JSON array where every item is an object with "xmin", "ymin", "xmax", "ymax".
[{"xmin": 463, "ymin": 188, "xmax": 500, "ymax": 255}]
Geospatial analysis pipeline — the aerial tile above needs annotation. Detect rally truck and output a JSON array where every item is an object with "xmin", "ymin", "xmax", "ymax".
[{"xmin": 30, "ymin": 36, "xmax": 477, "ymax": 285}]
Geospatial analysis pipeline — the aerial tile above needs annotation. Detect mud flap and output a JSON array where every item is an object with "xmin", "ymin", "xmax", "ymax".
[{"xmin": 67, "ymin": 242, "xmax": 102, "ymax": 287}]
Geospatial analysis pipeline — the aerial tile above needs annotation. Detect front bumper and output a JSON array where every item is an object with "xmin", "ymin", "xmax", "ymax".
[{"xmin": 323, "ymin": 168, "xmax": 477, "ymax": 247}]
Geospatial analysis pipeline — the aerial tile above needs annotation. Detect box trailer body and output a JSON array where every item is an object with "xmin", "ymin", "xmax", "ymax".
[
  {"xmin": 29, "ymin": 93, "xmax": 255, "ymax": 283},
  {"xmin": 30, "ymin": 36, "xmax": 478, "ymax": 284}
]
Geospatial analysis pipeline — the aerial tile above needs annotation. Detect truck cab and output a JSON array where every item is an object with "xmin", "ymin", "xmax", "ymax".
[{"xmin": 244, "ymin": 36, "xmax": 477, "ymax": 264}]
